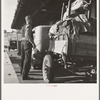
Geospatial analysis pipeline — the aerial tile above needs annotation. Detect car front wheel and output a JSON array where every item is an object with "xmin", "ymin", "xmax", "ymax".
[{"xmin": 42, "ymin": 54, "xmax": 54, "ymax": 83}]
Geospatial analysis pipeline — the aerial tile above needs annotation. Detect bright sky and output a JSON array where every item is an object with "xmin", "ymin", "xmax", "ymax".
[{"xmin": 3, "ymin": 0, "xmax": 18, "ymax": 32}]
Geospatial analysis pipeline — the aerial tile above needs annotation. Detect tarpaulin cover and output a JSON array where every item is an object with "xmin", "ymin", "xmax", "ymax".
[
  {"xmin": 63, "ymin": 0, "xmax": 90, "ymax": 20},
  {"xmin": 49, "ymin": 0, "xmax": 95, "ymax": 40}
]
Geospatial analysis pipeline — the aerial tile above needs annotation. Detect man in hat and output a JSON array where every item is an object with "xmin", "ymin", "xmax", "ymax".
[{"xmin": 21, "ymin": 15, "xmax": 36, "ymax": 80}]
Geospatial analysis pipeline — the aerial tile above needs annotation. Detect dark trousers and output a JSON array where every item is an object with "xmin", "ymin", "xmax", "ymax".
[{"xmin": 21, "ymin": 40, "xmax": 32, "ymax": 78}]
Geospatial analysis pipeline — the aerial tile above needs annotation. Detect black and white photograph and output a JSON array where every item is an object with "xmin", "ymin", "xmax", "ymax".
[
  {"xmin": 3, "ymin": 0, "xmax": 97, "ymax": 83},
  {"xmin": 2, "ymin": 0, "xmax": 99, "ymax": 100}
]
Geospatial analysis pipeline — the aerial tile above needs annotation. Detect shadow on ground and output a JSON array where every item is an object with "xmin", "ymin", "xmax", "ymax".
[{"xmin": 7, "ymin": 51, "xmax": 96, "ymax": 83}]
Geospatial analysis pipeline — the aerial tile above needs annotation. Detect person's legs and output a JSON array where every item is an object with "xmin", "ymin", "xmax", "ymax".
[
  {"xmin": 22, "ymin": 41, "xmax": 32, "ymax": 79},
  {"xmin": 20, "ymin": 41, "xmax": 25, "ymax": 74}
]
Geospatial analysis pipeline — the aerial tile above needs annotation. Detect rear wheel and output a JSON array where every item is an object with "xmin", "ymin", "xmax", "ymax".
[{"xmin": 42, "ymin": 54, "xmax": 54, "ymax": 83}]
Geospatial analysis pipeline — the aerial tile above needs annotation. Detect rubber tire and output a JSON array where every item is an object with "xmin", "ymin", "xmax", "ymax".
[
  {"xmin": 42, "ymin": 54, "xmax": 54, "ymax": 83},
  {"xmin": 62, "ymin": 54, "xmax": 67, "ymax": 69}
]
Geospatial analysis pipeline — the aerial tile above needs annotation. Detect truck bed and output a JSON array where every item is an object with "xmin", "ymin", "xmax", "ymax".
[{"xmin": 70, "ymin": 35, "xmax": 96, "ymax": 58}]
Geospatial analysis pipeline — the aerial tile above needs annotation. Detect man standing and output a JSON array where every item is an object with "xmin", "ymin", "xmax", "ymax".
[{"xmin": 21, "ymin": 15, "xmax": 36, "ymax": 80}]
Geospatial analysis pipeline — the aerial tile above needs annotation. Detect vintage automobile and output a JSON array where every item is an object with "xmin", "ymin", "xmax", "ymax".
[
  {"xmin": 31, "ymin": 0, "xmax": 96, "ymax": 83},
  {"xmin": 31, "ymin": 24, "xmax": 96, "ymax": 83},
  {"xmin": 8, "ymin": 40, "xmax": 17, "ymax": 51}
]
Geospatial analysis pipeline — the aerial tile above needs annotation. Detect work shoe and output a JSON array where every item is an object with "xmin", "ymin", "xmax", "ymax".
[{"xmin": 22, "ymin": 76, "xmax": 30, "ymax": 80}]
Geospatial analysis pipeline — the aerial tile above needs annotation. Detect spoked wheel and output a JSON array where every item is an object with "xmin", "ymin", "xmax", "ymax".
[
  {"xmin": 85, "ymin": 68, "xmax": 97, "ymax": 81},
  {"xmin": 42, "ymin": 54, "xmax": 54, "ymax": 83}
]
